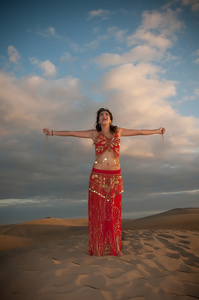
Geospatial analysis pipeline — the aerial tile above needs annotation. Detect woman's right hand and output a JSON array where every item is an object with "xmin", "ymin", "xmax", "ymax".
[
  {"xmin": 43, "ymin": 128, "xmax": 52, "ymax": 136},
  {"xmin": 159, "ymin": 127, "xmax": 166, "ymax": 135}
]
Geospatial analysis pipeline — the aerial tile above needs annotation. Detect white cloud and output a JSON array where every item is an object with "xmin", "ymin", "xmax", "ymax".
[
  {"xmin": 37, "ymin": 26, "xmax": 61, "ymax": 38},
  {"xmin": 195, "ymin": 88, "xmax": 199, "ymax": 95},
  {"xmin": 81, "ymin": 26, "xmax": 128, "ymax": 52},
  {"xmin": 60, "ymin": 52, "xmax": 78, "ymax": 62},
  {"xmin": 0, "ymin": 71, "xmax": 84, "ymax": 136},
  {"xmin": 128, "ymin": 29, "xmax": 173, "ymax": 50},
  {"xmin": 7, "ymin": 46, "xmax": 21, "ymax": 63},
  {"xmin": 182, "ymin": 0, "xmax": 199, "ymax": 12},
  {"xmin": 102, "ymin": 63, "xmax": 175, "ymax": 103},
  {"xmin": 192, "ymin": 49, "xmax": 199, "ymax": 64},
  {"xmin": 40, "ymin": 60, "xmax": 56, "ymax": 77},
  {"xmin": 84, "ymin": 40, "xmax": 100, "ymax": 50},
  {"xmin": 128, "ymin": 9, "xmax": 184, "ymax": 49},
  {"xmin": 49, "ymin": 26, "xmax": 56, "ymax": 35},
  {"xmin": 29, "ymin": 57, "xmax": 40, "ymax": 65},
  {"xmin": 107, "ymin": 27, "xmax": 129, "ymax": 42},
  {"xmin": 87, "ymin": 9, "xmax": 111, "ymax": 20},
  {"xmin": 69, "ymin": 42, "xmax": 80, "ymax": 52},
  {"xmin": 29, "ymin": 57, "xmax": 56, "ymax": 77},
  {"xmin": 95, "ymin": 8, "xmax": 183, "ymax": 68},
  {"xmin": 95, "ymin": 45, "xmax": 165, "ymax": 67},
  {"xmin": 100, "ymin": 62, "xmax": 199, "ymax": 158},
  {"xmin": 193, "ymin": 49, "xmax": 199, "ymax": 55},
  {"xmin": 142, "ymin": 9, "xmax": 183, "ymax": 33},
  {"xmin": 180, "ymin": 95, "xmax": 195, "ymax": 102},
  {"xmin": 150, "ymin": 189, "xmax": 199, "ymax": 196},
  {"xmin": 93, "ymin": 27, "xmax": 100, "ymax": 34}
]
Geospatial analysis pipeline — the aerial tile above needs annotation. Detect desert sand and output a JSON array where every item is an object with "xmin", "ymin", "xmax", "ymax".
[{"xmin": 0, "ymin": 208, "xmax": 199, "ymax": 300}]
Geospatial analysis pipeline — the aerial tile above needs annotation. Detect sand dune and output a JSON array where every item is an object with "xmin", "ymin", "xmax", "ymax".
[
  {"xmin": 0, "ymin": 218, "xmax": 88, "ymax": 251},
  {"xmin": 122, "ymin": 208, "xmax": 199, "ymax": 231},
  {"xmin": 0, "ymin": 208, "xmax": 199, "ymax": 299}
]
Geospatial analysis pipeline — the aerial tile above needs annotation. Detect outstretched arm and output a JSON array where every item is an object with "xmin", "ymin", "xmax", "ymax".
[
  {"xmin": 43, "ymin": 128, "xmax": 96, "ymax": 139},
  {"xmin": 119, "ymin": 127, "xmax": 166, "ymax": 136}
]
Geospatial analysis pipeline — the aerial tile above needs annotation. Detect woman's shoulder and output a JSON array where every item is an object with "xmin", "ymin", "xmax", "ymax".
[
  {"xmin": 116, "ymin": 127, "xmax": 123, "ymax": 137},
  {"xmin": 90, "ymin": 130, "xmax": 99, "ymax": 141}
]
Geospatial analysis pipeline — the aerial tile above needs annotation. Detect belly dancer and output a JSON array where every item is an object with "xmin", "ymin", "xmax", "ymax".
[{"xmin": 43, "ymin": 108, "xmax": 166, "ymax": 256}]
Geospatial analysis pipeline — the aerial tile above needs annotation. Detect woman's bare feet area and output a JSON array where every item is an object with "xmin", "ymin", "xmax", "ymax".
[
  {"xmin": 117, "ymin": 250, "xmax": 123, "ymax": 256},
  {"xmin": 116, "ymin": 236, "xmax": 123, "ymax": 256}
]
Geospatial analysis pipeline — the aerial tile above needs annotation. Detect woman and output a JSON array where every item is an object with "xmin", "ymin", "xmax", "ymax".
[{"xmin": 43, "ymin": 108, "xmax": 166, "ymax": 256}]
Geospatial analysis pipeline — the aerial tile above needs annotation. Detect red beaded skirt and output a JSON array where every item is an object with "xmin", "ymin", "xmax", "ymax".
[{"xmin": 88, "ymin": 168, "xmax": 123, "ymax": 256}]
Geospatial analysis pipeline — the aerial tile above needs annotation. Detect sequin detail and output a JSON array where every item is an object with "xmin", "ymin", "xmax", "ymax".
[
  {"xmin": 88, "ymin": 168, "xmax": 123, "ymax": 256},
  {"xmin": 94, "ymin": 132, "xmax": 120, "ymax": 158}
]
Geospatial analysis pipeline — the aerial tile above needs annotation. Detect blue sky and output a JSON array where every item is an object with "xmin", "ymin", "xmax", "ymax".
[{"xmin": 0, "ymin": 0, "xmax": 199, "ymax": 224}]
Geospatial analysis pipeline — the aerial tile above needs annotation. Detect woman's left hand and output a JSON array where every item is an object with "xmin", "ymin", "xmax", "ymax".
[{"xmin": 43, "ymin": 128, "xmax": 52, "ymax": 136}]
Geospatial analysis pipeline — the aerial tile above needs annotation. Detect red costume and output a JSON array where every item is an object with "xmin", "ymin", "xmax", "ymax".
[
  {"xmin": 88, "ymin": 133, "xmax": 123, "ymax": 256},
  {"xmin": 95, "ymin": 132, "xmax": 120, "ymax": 158}
]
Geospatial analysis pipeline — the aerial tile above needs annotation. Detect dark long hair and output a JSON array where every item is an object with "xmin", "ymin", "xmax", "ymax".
[{"xmin": 95, "ymin": 108, "xmax": 118, "ymax": 133}]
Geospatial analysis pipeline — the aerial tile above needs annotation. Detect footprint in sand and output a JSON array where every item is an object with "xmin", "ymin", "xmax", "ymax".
[{"xmin": 51, "ymin": 258, "xmax": 62, "ymax": 265}]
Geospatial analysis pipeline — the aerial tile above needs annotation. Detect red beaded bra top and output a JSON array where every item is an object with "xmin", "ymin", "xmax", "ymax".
[{"xmin": 94, "ymin": 132, "xmax": 120, "ymax": 158}]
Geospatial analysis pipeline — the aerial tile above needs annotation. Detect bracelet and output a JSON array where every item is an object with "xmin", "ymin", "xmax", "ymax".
[{"xmin": 52, "ymin": 130, "xmax": 53, "ymax": 136}]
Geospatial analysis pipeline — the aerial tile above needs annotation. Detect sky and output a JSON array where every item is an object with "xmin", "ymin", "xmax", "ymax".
[{"xmin": 0, "ymin": 0, "xmax": 199, "ymax": 224}]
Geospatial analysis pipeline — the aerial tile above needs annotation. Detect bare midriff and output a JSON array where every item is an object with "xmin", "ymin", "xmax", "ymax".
[{"xmin": 93, "ymin": 149, "xmax": 120, "ymax": 170}]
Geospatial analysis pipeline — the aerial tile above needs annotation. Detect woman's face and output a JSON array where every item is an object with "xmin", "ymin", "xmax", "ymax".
[{"xmin": 98, "ymin": 110, "xmax": 111, "ymax": 125}]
